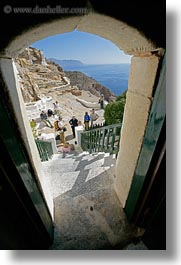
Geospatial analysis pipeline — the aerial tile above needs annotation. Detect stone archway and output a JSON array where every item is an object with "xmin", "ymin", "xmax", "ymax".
[
  {"xmin": 1, "ymin": 13, "xmax": 158, "ymax": 58},
  {"xmin": 0, "ymin": 11, "xmax": 163, "ymax": 215}
]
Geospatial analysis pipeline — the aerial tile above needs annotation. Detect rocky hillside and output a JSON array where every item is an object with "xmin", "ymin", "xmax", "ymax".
[
  {"xmin": 65, "ymin": 71, "xmax": 116, "ymax": 102},
  {"xmin": 15, "ymin": 47, "xmax": 116, "ymax": 103},
  {"xmin": 15, "ymin": 47, "xmax": 68, "ymax": 102}
]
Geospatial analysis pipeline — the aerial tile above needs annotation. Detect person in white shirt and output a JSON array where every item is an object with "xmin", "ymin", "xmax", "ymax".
[
  {"xmin": 90, "ymin": 108, "xmax": 99, "ymax": 128},
  {"xmin": 53, "ymin": 101, "xmax": 61, "ymax": 116},
  {"xmin": 57, "ymin": 116, "xmax": 67, "ymax": 143}
]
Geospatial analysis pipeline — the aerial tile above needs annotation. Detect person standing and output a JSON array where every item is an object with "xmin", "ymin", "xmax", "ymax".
[
  {"xmin": 53, "ymin": 100, "xmax": 61, "ymax": 116},
  {"xmin": 84, "ymin": 111, "xmax": 90, "ymax": 130},
  {"xmin": 30, "ymin": 119, "xmax": 36, "ymax": 130},
  {"xmin": 69, "ymin": 115, "xmax": 78, "ymax": 138},
  {"xmin": 99, "ymin": 94, "xmax": 104, "ymax": 109},
  {"xmin": 90, "ymin": 109, "xmax": 99, "ymax": 128},
  {"xmin": 57, "ymin": 116, "xmax": 67, "ymax": 143}
]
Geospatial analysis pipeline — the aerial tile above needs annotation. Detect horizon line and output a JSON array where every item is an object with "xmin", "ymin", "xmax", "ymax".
[{"xmin": 48, "ymin": 58, "xmax": 130, "ymax": 65}]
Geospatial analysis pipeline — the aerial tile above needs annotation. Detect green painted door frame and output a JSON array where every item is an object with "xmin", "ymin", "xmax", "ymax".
[
  {"xmin": 0, "ymin": 73, "xmax": 53, "ymax": 249},
  {"xmin": 124, "ymin": 53, "xmax": 166, "ymax": 221}
]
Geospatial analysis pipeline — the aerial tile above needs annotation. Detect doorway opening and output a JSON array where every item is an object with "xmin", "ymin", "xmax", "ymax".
[{"xmin": 0, "ymin": 12, "xmax": 164, "ymax": 249}]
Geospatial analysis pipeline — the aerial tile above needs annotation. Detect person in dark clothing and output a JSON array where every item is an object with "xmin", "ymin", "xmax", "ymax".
[
  {"xmin": 47, "ymin": 108, "xmax": 54, "ymax": 117},
  {"xmin": 69, "ymin": 115, "xmax": 78, "ymax": 138},
  {"xmin": 99, "ymin": 94, "xmax": 104, "ymax": 109},
  {"xmin": 40, "ymin": 110, "xmax": 53, "ymax": 128},
  {"xmin": 40, "ymin": 110, "xmax": 47, "ymax": 120}
]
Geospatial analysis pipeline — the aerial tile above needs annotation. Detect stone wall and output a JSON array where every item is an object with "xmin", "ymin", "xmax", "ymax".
[{"xmin": 114, "ymin": 54, "xmax": 160, "ymax": 207}]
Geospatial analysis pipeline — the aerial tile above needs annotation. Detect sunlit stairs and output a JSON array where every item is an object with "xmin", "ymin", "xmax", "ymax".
[{"xmin": 42, "ymin": 151, "xmax": 146, "ymax": 250}]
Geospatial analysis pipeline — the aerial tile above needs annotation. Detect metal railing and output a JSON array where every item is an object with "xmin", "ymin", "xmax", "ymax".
[
  {"xmin": 81, "ymin": 123, "xmax": 122, "ymax": 155},
  {"xmin": 35, "ymin": 139, "xmax": 53, "ymax": 162}
]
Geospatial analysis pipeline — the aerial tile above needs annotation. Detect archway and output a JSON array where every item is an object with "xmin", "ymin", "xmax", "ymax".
[{"xmin": 0, "ymin": 12, "xmax": 163, "ymax": 215}]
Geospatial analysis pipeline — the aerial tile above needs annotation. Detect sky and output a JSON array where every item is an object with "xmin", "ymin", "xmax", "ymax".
[{"xmin": 31, "ymin": 30, "xmax": 131, "ymax": 65}]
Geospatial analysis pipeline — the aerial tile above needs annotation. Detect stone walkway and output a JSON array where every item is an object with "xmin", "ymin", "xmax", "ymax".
[{"xmin": 42, "ymin": 151, "xmax": 146, "ymax": 250}]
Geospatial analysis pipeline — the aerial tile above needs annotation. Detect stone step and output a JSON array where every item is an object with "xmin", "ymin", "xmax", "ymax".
[
  {"xmin": 42, "ymin": 149, "xmax": 139, "ymax": 250},
  {"xmin": 45, "ymin": 170, "xmax": 80, "ymax": 199},
  {"xmin": 42, "ymin": 156, "xmax": 76, "ymax": 166},
  {"xmin": 45, "ymin": 167, "xmax": 115, "ymax": 200},
  {"xmin": 45, "ymin": 164, "xmax": 114, "ymax": 200},
  {"xmin": 43, "ymin": 152, "xmax": 116, "ymax": 181},
  {"xmin": 43, "ymin": 151, "xmax": 116, "ymax": 200},
  {"xmin": 43, "ymin": 159, "xmax": 79, "ymax": 173},
  {"xmin": 50, "ymin": 188, "xmax": 142, "ymax": 250}
]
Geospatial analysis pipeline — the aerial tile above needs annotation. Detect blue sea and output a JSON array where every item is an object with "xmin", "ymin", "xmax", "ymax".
[{"xmin": 63, "ymin": 64, "xmax": 130, "ymax": 96}]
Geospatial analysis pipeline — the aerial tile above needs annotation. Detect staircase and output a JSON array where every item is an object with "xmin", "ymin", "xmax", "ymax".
[{"xmin": 42, "ymin": 151, "xmax": 146, "ymax": 250}]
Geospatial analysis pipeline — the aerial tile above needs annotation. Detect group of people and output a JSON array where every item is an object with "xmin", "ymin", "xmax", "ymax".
[
  {"xmin": 38, "ymin": 98, "xmax": 101, "ymax": 144},
  {"xmin": 39, "ymin": 101, "xmax": 61, "ymax": 128},
  {"xmin": 54, "ymin": 115, "xmax": 81, "ymax": 143},
  {"xmin": 84, "ymin": 108, "xmax": 99, "ymax": 130},
  {"xmin": 40, "ymin": 110, "xmax": 54, "ymax": 128},
  {"xmin": 53, "ymin": 108, "xmax": 100, "ymax": 144}
]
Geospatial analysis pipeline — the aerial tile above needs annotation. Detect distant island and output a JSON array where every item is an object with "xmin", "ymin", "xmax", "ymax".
[{"xmin": 48, "ymin": 58, "xmax": 84, "ymax": 68}]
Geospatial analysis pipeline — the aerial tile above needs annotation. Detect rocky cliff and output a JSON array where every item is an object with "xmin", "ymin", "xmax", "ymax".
[
  {"xmin": 15, "ymin": 47, "xmax": 68, "ymax": 102},
  {"xmin": 15, "ymin": 47, "xmax": 116, "ymax": 103},
  {"xmin": 65, "ymin": 71, "xmax": 116, "ymax": 102}
]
